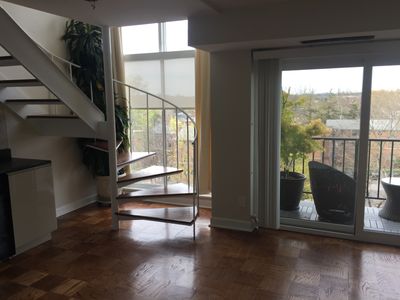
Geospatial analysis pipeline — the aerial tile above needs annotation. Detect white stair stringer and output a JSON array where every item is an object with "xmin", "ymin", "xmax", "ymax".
[{"xmin": 0, "ymin": 7, "xmax": 104, "ymax": 130}]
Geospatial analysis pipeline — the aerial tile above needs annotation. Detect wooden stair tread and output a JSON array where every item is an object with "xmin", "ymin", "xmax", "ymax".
[
  {"xmin": 0, "ymin": 79, "xmax": 41, "ymax": 87},
  {"xmin": 117, "ymin": 166, "xmax": 183, "ymax": 185},
  {"xmin": 26, "ymin": 115, "xmax": 78, "ymax": 119},
  {"xmin": 0, "ymin": 56, "xmax": 19, "ymax": 67},
  {"xmin": 117, "ymin": 183, "xmax": 194, "ymax": 200},
  {"xmin": 117, "ymin": 152, "xmax": 156, "ymax": 168},
  {"xmin": 85, "ymin": 140, "xmax": 123, "ymax": 152},
  {"xmin": 116, "ymin": 206, "xmax": 198, "ymax": 225},
  {"xmin": 6, "ymin": 99, "xmax": 61, "ymax": 104}
]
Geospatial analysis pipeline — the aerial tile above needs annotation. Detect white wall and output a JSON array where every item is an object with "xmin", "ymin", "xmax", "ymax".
[
  {"xmin": 209, "ymin": 50, "xmax": 253, "ymax": 230},
  {"xmin": 0, "ymin": 2, "xmax": 96, "ymax": 215},
  {"xmin": 0, "ymin": 1, "xmax": 67, "ymax": 57}
]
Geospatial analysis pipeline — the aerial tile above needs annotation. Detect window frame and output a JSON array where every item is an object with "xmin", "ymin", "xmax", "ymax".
[{"xmin": 123, "ymin": 20, "xmax": 195, "ymax": 101}]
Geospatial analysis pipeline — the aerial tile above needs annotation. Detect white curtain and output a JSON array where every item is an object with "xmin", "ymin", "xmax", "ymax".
[
  {"xmin": 195, "ymin": 49, "xmax": 212, "ymax": 194},
  {"xmin": 111, "ymin": 27, "xmax": 127, "ymax": 109}
]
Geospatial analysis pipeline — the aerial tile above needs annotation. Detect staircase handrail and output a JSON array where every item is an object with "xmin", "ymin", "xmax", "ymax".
[
  {"xmin": 35, "ymin": 42, "xmax": 81, "ymax": 70},
  {"xmin": 113, "ymin": 79, "xmax": 199, "ymax": 196},
  {"xmin": 112, "ymin": 79, "xmax": 198, "ymax": 142},
  {"xmin": 33, "ymin": 43, "xmax": 99, "ymax": 104}
]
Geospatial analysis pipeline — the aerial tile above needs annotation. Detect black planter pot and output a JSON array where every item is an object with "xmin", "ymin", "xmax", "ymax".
[{"xmin": 280, "ymin": 171, "xmax": 306, "ymax": 211}]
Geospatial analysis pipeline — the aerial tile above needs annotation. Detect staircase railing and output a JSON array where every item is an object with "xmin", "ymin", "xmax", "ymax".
[
  {"xmin": 35, "ymin": 43, "xmax": 81, "ymax": 82},
  {"xmin": 33, "ymin": 43, "xmax": 99, "ymax": 106},
  {"xmin": 113, "ymin": 79, "xmax": 199, "ymax": 197},
  {"xmin": 8, "ymin": 39, "xmax": 199, "ymax": 195}
]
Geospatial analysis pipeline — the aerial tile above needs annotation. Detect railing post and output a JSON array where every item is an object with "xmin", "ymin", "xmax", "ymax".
[
  {"xmin": 366, "ymin": 140, "xmax": 371, "ymax": 198},
  {"xmin": 186, "ymin": 116, "xmax": 190, "ymax": 188},
  {"xmin": 90, "ymin": 81, "xmax": 94, "ymax": 103},
  {"xmin": 146, "ymin": 94, "xmax": 150, "ymax": 152},
  {"xmin": 390, "ymin": 141, "xmax": 395, "ymax": 178},
  {"xmin": 354, "ymin": 140, "xmax": 359, "ymax": 179},
  {"xmin": 176, "ymin": 108, "xmax": 179, "ymax": 169},
  {"xmin": 69, "ymin": 64, "xmax": 73, "ymax": 81},
  {"xmin": 377, "ymin": 141, "xmax": 383, "ymax": 198},
  {"xmin": 128, "ymin": 87, "xmax": 132, "ymax": 150},
  {"xmin": 102, "ymin": 25, "xmax": 119, "ymax": 230},
  {"xmin": 342, "ymin": 140, "xmax": 346, "ymax": 173},
  {"xmin": 162, "ymin": 102, "xmax": 168, "ymax": 188}
]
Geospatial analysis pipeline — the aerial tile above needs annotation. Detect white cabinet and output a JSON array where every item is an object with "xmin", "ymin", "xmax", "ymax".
[{"xmin": 8, "ymin": 164, "xmax": 57, "ymax": 253}]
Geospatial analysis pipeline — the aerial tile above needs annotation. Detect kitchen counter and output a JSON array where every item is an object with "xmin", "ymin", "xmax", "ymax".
[
  {"xmin": 0, "ymin": 148, "xmax": 50, "ymax": 175},
  {"xmin": 0, "ymin": 148, "xmax": 56, "ymax": 258}
]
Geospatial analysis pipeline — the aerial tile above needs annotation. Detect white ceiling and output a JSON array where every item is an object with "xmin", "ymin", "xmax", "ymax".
[{"xmin": 2, "ymin": 0, "xmax": 288, "ymax": 26}]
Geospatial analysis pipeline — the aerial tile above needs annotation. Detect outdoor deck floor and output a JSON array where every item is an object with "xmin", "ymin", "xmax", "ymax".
[{"xmin": 281, "ymin": 199, "xmax": 400, "ymax": 234}]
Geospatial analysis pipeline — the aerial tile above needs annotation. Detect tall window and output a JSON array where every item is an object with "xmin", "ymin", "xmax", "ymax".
[
  {"xmin": 121, "ymin": 21, "xmax": 196, "ymax": 186},
  {"xmin": 122, "ymin": 20, "xmax": 195, "ymax": 109}
]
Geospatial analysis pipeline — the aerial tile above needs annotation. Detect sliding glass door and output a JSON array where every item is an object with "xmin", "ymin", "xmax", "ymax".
[
  {"xmin": 254, "ymin": 41, "xmax": 400, "ymax": 246},
  {"xmin": 279, "ymin": 67, "xmax": 364, "ymax": 233}
]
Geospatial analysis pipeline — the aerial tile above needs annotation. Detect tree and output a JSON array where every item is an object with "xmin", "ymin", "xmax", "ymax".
[{"xmin": 281, "ymin": 90, "xmax": 330, "ymax": 176}]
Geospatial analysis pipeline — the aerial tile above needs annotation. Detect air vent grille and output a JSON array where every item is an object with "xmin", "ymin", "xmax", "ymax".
[{"xmin": 301, "ymin": 35, "xmax": 375, "ymax": 45}]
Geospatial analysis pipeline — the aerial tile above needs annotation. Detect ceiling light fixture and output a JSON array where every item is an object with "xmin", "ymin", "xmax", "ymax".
[{"xmin": 84, "ymin": 0, "xmax": 98, "ymax": 10}]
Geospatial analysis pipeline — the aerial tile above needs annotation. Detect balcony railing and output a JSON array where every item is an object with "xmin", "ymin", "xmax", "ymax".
[{"xmin": 294, "ymin": 136, "xmax": 400, "ymax": 205}]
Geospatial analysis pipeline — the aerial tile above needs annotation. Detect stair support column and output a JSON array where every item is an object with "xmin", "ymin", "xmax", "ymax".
[{"xmin": 102, "ymin": 26, "xmax": 119, "ymax": 230}]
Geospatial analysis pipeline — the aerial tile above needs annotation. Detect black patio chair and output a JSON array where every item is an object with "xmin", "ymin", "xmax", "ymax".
[{"xmin": 308, "ymin": 161, "xmax": 355, "ymax": 224}]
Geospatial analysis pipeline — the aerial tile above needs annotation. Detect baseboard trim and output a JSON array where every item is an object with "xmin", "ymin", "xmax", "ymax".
[
  {"xmin": 16, "ymin": 233, "xmax": 52, "ymax": 255},
  {"xmin": 56, "ymin": 194, "xmax": 97, "ymax": 217},
  {"xmin": 210, "ymin": 217, "xmax": 255, "ymax": 232}
]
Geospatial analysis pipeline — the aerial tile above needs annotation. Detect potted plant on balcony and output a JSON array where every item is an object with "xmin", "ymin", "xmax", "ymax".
[{"xmin": 280, "ymin": 91, "xmax": 329, "ymax": 210}]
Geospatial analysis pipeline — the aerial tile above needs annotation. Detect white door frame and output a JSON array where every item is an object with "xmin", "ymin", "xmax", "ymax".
[{"xmin": 253, "ymin": 40, "xmax": 400, "ymax": 246}]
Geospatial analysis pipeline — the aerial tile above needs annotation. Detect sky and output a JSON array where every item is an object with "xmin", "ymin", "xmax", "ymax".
[{"xmin": 282, "ymin": 66, "xmax": 400, "ymax": 94}]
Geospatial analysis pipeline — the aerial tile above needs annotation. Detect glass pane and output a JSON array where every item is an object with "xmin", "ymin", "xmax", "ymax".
[
  {"xmin": 165, "ymin": 20, "xmax": 193, "ymax": 52},
  {"xmin": 365, "ymin": 65, "xmax": 400, "ymax": 235},
  {"xmin": 164, "ymin": 58, "xmax": 195, "ymax": 108},
  {"xmin": 125, "ymin": 60, "xmax": 162, "ymax": 98},
  {"xmin": 122, "ymin": 23, "xmax": 159, "ymax": 54},
  {"xmin": 280, "ymin": 67, "xmax": 363, "ymax": 232}
]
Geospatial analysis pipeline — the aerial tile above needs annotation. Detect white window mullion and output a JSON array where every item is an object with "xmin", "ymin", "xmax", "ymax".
[
  {"xmin": 160, "ymin": 58, "xmax": 166, "ymax": 98},
  {"xmin": 159, "ymin": 22, "xmax": 166, "ymax": 52}
]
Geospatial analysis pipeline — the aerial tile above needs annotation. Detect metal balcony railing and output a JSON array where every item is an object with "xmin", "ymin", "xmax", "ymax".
[{"xmin": 293, "ymin": 136, "xmax": 400, "ymax": 203}]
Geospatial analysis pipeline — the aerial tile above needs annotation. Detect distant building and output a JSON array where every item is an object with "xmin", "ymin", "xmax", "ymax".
[{"xmin": 326, "ymin": 119, "xmax": 400, "ymax": 137}]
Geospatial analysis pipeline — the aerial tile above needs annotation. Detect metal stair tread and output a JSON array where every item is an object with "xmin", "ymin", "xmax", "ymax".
[
  {"xmin": 6, "ymin": 99, "xmax": 62, "ymax": 104},
  {"xmin": 116, "ymin": 206, "xmax": 198, "ymax": 225},
  {"xmin": 85, "ymin": 139, "xmax": 123, "ymax": 152},
  {"xmin": 117, "ymin": 166, "xmax": 183, "ymax": 185},
  {"xmin": 0, "ymin": 79, "xmax": 41, "ymax": 87},
  {"xmin": 117, "ymin": 151, "xmax": 156, "ymax": 168},
  {"xmin": 0, "ymin": 56, "xmax": 19, "ymax": 67},
  {"xmin": 117, "ymin": 183, "xmax": 194, "ymax": 200},
  {"xmin": 26, "ymin": 115, "xmax": 78, "ymax": 119}
]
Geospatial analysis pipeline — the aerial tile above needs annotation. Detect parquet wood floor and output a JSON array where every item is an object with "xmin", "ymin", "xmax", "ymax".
[{"xmin": 1, "ymin": 202, "xmax": 400, "ymax": 299}]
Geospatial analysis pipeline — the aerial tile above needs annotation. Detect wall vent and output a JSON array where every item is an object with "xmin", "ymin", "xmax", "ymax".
[{"xmin": 301, "ymin": 35, "xmax": 375, "ymax": 45}]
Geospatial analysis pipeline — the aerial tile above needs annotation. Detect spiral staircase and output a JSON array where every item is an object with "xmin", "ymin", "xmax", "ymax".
[{"xmin": 0, "ymin": 7, "xmax": 199, "ymax": 238}]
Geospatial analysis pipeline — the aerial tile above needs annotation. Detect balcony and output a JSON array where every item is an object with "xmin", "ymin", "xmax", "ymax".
[{"xmin": 281, "ymin": 136, "xmax": 400, "ymax": 234}]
